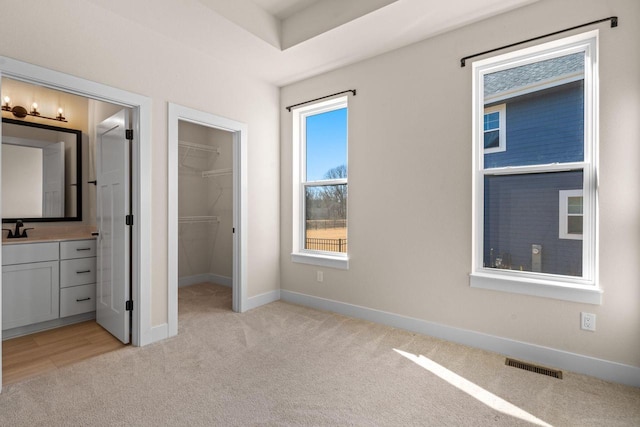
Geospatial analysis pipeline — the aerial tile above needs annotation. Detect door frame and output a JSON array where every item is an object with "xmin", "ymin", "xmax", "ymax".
[
  {"xmin": 0, "ymin": 56, "xmax": 153, "ymax": 388},
  {"xmin": 167, "ymin": 103, "xmax": 248, "ymax": 335}
]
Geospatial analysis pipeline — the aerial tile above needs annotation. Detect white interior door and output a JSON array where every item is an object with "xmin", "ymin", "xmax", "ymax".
[
  {"xmin": 96, "ymin": 109, "xmax": 130, "ymax": 344},
  {"xmin": 42, "ymin": 141, "xmax": 65, "ymax": 217}
]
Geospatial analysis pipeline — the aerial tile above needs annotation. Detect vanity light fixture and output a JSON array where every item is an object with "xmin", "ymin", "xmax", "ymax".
[{"xmin": 1, "ymin": 97, "xmax": 68, "ymax": 122}]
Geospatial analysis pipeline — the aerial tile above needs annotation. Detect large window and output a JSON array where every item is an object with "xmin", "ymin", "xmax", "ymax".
[
  {"xmin": 292, "ymin": 96, "xmax": 348, "ymax": 269},
  {"xmin": 471, "ymin": 32, "xmax": 601, "ymax": 304}
]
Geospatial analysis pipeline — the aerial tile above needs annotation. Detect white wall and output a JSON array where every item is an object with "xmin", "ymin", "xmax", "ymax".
[
  {"xmin": 280, "ymin": 0, "xmax": 640, "ymax": 368},
  {"xmin": 0, "ymin": 0, "xmax": 280, "ymax": 326}
]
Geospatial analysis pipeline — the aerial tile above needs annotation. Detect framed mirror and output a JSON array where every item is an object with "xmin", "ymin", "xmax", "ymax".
[{"xmin": 2, "ymin": 118, "xmax": 82, "ymax": 222}]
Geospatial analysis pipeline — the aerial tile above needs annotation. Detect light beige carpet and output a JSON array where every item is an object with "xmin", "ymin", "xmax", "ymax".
[{"xmin": 0, "ymin": 283, "xmax": 638, "ymax": 426}]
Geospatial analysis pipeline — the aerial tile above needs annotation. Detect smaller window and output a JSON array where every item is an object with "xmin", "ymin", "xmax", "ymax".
[
  {"xmin": 559, "ymin": 189, "xmax": 583, "ymax": 240},
  {"xmin": 483, "ymin": 104, "xmax": 506, "ymax": 154},
  {"xmin": 291, "ymin": 96, "xmax": 349, "ymax": 269}
]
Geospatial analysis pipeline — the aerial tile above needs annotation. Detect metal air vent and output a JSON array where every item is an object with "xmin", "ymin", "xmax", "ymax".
[{"xmin": 505, "ymin": 358, "xmax": 563, "ymax": 379}]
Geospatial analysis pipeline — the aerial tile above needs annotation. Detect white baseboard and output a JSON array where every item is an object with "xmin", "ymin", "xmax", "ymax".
[
  {"xmin": 179, "ymin": 273, "xmax": 232, "ymax": 288},
  {"xmin": 147, "ymin": 322, "xmax": 169, "ymax": 344},
  {"xmin": 280, "ymin": 290, "xmax": 640, "ymax": 388},
  {"xmin": 245, "ymin": 289, "xmax": 281, "ymax": 311}
]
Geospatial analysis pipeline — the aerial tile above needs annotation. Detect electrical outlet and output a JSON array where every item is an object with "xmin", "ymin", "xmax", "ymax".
[
  {"xmin": 581, "ymin": 312, "xmax": 596, "ymax": 331},
  {"xmin": 316, "ymin": 271, "xmax": 323, "ymax": 282}
]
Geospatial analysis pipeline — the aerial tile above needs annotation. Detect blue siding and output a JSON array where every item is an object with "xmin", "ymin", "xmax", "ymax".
[
  {"xmin": 484, "ymin": 171, "xmax": 583, "ymax": 276},
  {"xmin": 485, "ymin": 81, "xmax": 584, "ymax": 168}
]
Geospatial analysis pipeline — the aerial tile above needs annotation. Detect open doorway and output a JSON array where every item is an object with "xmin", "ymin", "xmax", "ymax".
[
  {"xmin": 177, "ymin": 122, "xmax": 234, "ymax": 292},
  {"xmin": 0, "ymin": 56, "xmax": 152, "ymax": 390},
  {"xmin": 167, "ymin": 103, "xmax": 248, "ymax": 336},
  {"xmin": 0, "ymin": 78, "xmax": 132, "ymax": 385}
]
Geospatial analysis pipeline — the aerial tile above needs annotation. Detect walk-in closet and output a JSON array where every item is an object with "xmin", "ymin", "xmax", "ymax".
[{"xmin": 178, "ymin": 121, "xmax": 234, "ymax": 295}]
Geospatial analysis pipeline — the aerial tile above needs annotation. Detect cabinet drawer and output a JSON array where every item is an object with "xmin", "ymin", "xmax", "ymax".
[
  {"xmin": 2, "ymin": 242, "xmax": 59, "ymax": 265},
  {"xmin": 60, "ymin": 257, "xmax": 97, "ymax": 288},
  {"xmin": 60, "ymin": 239, "xmax": 96, "ymax": 260},
  {"xmin": 60, "ymin": 283, "xmax": 96, "ymax": 317}
]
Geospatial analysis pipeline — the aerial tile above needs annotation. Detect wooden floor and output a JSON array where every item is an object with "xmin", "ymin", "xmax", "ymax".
[{"xmin": 2, "ymin": 321, "xmax": 126, "ymax": 386}]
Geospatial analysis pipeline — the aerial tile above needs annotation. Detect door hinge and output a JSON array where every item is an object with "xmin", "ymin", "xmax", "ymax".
[
  {"xmin": 233, "ymin": 227, "xmax": 235, "ymax": 233},
  {"xmin": 126, "ymin": 214, "xmax": 134, "ymax": 226},
  {"xmin": 125, "ymin": 129, "xmax": 134, "ymax": 140},
  {"xmin": 125, "ymin": 300, "xmax": 133, "ymax": 311}
]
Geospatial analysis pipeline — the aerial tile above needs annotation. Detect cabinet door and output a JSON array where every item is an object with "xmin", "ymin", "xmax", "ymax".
[{"xmin": 2, "ymin": 261, "xmax": 59, "ymax": 330}]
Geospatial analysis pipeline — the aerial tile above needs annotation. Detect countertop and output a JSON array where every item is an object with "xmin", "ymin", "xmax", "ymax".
[{"xmin": 2, "ymin": 225, "xmax": 97, "ymax": 245}]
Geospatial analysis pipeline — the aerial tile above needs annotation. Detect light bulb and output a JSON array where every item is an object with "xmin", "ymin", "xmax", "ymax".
[{"xmin": 3, "ymin": 96, "xmax": 9, "ymax": 104}]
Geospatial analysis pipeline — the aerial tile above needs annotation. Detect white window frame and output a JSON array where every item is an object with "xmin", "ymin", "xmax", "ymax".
[
  {"xmin": 470, "ymin": 31, "xmax": 601, "ymax": 305},
  {"xmin": 483, "ymin": 104, "xmax": 506, "ymax": 154},
  {"xmin": 559, "ymin": 189, "xmax": 583, "ymax": 240},
  {"xmin": 291, "ymin": 96, "xmax": 349, "ymax": 270}
]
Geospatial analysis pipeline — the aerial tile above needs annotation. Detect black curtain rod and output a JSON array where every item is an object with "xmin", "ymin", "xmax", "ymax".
[
  {"xmin": 286, "ymin": 89, "xmax": 356, "ymax": 112},
  {"xmin": 460, "ymin": 16, "xmax": 618, "ymax": 67}
]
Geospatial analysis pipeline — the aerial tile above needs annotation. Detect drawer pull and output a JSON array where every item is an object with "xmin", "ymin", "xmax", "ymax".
[
  {"xmin": 76, "ymin": 248, "xmax": 92, "ymax": 251},
  {"xmin": 76, "ymin": 297, "xmax": 91, "ymax": 302},
  {"xmin": 76, "ymin": 270, "xmax": 91, "ymax": 274}
]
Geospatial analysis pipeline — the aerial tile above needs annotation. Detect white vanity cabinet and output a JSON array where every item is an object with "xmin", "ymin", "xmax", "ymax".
[
  {"xmin": 2, "ymin": 242, "xmax": 60, "ymax": 329},
  {"xmin": 2, "ymin": 238, "xmax": 97, "ymax": 334},
  {"xmin": 59, "ymin": 240, "xmax": 97, "ymax": 318}
]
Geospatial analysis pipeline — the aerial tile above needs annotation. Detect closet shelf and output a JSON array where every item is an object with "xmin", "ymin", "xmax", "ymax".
[
  {"xmin": 178, "ymin": 140, "xmax": 220, "ymax": 155},
  {"xmin": 179, "ymin": 215, "xmax": 220, "ymax": 224},
  {"xmin": 202, "ymin": 168, "xmax": 232, "ymax": 178}
]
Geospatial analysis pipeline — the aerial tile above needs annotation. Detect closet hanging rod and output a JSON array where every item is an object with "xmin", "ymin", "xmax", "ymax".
[
  {"xmin": 202, "ymin": 168, "xmax": 233, "ymax": 178},
  {"xmin": 179, "ymin": 216, "xmax": 220, "ymax": 224},
  {"xmin": 460, "ymin": 16, "xmax": 618, "ymax": 67},
  {"xmin": 178, "ymin": 140, "xmax": 220, "ymax": 154},
  {"xmin": 286, "ymin": 89, "xmax": 356, "ymax": 112}
]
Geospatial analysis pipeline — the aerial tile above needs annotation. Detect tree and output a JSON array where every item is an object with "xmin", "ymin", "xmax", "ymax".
[{"xmin": 321, "ymin": 165, "xmax": 347, "ymax": 220}]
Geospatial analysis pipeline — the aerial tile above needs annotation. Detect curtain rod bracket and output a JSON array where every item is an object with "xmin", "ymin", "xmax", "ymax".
[
  {"xmin": 460, "ymin": 16, "xmax": 618, "ymax": 67},
  {"xmin": 286, "ymin": 89, "xmax": 356, "ymax": 112}
]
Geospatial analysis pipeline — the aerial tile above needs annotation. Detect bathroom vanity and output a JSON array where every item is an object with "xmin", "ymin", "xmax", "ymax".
[{"xmin": 2, "ymin": 237, "xmax": 96, "ymax": 338}]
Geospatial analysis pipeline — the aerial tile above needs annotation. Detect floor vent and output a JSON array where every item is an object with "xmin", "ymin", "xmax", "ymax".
[{"xmin": 505, "ymin": 358, "xmax": 563, "ymax": 379}]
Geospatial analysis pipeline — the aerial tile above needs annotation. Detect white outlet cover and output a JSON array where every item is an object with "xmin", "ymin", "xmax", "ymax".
[{"xmin": 581, "ymin": 312, "xmax": 596, "ymax": 331}]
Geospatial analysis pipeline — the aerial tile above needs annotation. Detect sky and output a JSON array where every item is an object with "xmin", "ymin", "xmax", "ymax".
[{"xmin": 305, "ymin": 107, "xmax": 347, "ymax": 181}]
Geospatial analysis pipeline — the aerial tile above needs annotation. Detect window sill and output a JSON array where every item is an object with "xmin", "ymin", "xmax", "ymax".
[
  {"xmin": 470, "ymin": 271, "xmax": 602, "ymax": 305},
  {"xmin": 291, "ymin": 252, "xmax": 349, "ymax": 270}
]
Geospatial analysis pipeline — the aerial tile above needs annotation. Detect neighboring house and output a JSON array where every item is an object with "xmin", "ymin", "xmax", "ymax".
[{"xmin": 482, "ymin": 53, "xmax": 585, "ymax": 276}]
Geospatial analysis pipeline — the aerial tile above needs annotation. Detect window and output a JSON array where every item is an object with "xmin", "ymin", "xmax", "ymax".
[
  {"xmin": 484, "ymin": 104, "xmax": 506, "ymax": 153},
  {"xmin": 291, "ymin": 96, "xmax": 348, "ymax": 269},
  {"xmin": 559, "ymin": 190, "xmax": 583, "ymax": 240},
  {"xmin": 471, "ymin": 31, "xmax": 601, "ymax": 304}
]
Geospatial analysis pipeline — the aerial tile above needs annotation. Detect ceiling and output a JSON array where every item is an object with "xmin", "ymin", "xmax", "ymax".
[
  {"xmin": 251, "ymin": 0, "xmax": 321, "ymax": 19},
  {"xmin": 87, "ymin": 0, "xmax": 539, "ymax": 87},
  {"xmin": 212, "ymin": 0, "xmax": 540, "ymax": 85}
]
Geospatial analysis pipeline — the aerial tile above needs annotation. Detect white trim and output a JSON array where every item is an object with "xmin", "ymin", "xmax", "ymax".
[
  {"xmin": 168, "ymin": 103, "xmax": 248, "ymax": 340},
  {"xmin": 471, "ymin": 32, "xmax": 599, "ymax": 298},
  {"xmin": 245, "ymin": 289, "xmax": 281, "ymax": 311},
  {"xmin": 0, "ymin": 56, "xmax": 152, "ymax": 392},
  {"xmin": 292, "ymin": 96, "xmax": 349, "ymax": 263},
  {"xmin": 291, "ymin": 252, "xmax": 349, "ymax": 270},
  {"xmin": 483, "ymin": 103, "xmax": 506, "ymax": 154},
  {"xmin": 470, "ymin": 272, "xmax": 601, "ymax": 304},
  {"xmin": 559, "ymin": 189, "xmax": 583, "ymax": 240},
  {"xmin": 149, "ymin": 323, "xmax": 169, "ymax": 343},
  {"xmin": 178, "ymin": 274, "xmax": 232, "ymax": 288},
  {"xmin": 280, "ymin": 290, "xmax": 638, "ymax": 387}
]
